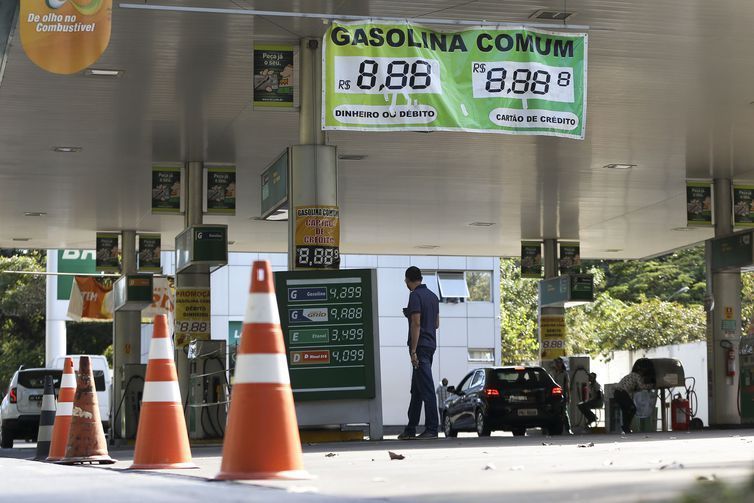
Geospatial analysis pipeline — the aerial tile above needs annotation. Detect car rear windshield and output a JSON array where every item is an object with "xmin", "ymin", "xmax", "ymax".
[
  {"xmin": 17, "ymin": 370, "xmax": 63, "ymax": 389},
  {"xmin": 491, "ymin": 368, "xmax": 550, "ymax": 387},
  {"xmin": 17, "ymin": 370, "xmax": 106, "ymax": 391}
]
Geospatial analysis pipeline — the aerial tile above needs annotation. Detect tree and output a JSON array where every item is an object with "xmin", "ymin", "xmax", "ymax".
[
  {"xmin": 499, "ymin": 259, "xmax": 539, "ymax": 364},
  {"xmin": 0, "ymin": 251, "xmax": 46, "ymax": 385}
]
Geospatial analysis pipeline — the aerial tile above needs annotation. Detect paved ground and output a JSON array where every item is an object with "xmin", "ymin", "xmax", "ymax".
[{"xmin": 1, "ymin": 430, "xmax": 753, "ymax": 502}]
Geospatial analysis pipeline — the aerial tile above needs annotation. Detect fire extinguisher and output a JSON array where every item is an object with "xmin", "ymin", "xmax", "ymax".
[
  {"xmin": 726, "ymin": 348, "xmax": 736, "ymax": 378},
  {"xmin": 671, "ymin": 393, "xmax": 690, "ymax": 431}
]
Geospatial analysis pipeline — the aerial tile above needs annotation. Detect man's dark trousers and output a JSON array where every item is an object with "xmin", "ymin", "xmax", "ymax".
[
  {"xmin": 578, "ymin": 399, "xmax": 601, "ymax": 424},
  {"xmin": 613, "ymin": 389, "xmax": 636, "ymax": 432},
  {"xmin": 406, "ymin": 347, "xmax": 438, "ymax": 434}
]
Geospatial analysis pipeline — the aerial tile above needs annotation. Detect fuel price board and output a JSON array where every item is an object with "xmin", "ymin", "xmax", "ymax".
[{"xmin": 275, "ymin": 269, "xmax": 378, "ymax": 401}]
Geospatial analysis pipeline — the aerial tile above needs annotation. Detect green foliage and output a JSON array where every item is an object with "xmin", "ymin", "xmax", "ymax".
[
  {"xmin": 500, "ymin": 246, "xmax": 708, "ymax": 364},
  {"xmin": 0, "ymin": 252, "xmax": 46, "ymax": 386},
  {"xmin": 66, "ymin": 321, "xmax": 113, "ymax": 362}
]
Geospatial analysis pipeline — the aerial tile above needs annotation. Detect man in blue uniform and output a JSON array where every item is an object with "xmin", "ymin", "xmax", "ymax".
[{"xmin": 398, "ymin": 266, "xmax": 440, "ymax": 440}]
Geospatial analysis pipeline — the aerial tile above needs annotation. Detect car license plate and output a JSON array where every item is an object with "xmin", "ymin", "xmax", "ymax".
[
  {"xmin": 28, "ymin": 395, "xmax": 42, "ymax": 402},
  {"xmin": 510, "ymin": 395, "xmax": 528, "ymax": 402},
  {"xmin": 517, "ymin": 408, "xmax": 538, "ymax": 416}
]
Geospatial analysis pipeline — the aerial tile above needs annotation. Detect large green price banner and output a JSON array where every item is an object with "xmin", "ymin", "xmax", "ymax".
[{"xmin": 322, "ymin": 21, "xmax": 587, "ymax": 139}]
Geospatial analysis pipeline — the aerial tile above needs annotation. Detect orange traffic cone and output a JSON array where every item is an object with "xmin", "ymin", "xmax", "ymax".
[
  {"xmin": 47, "ymin": 357, "xmax": 75, "ymax": 462},
  {"xmin": 216, "ymin": 261, "xmax": 309, "ymax": 480},
  {"xmin": 129, "ymin": 314, "xmax": 195, "ymax": 469},
  {"xmin": 57, "ymin": 356, "xmax": 115, "ymax": 465}
]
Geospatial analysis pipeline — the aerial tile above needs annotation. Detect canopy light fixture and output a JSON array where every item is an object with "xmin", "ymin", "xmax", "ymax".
[
  {"xmin": 415, "ymin": 244, "xmax": 439, "ymax": 249},
  {"xmin": 603, "ymin": 163, "xmax": 636, "ymax": 170},
  {"xmin": 338, "ymin": 155, "xmax": 367, "ymax": 161},
  {"xmin": 468, "ymin": 221, "xmax": 496, "ymax": 227},
  {"xmin": 24, "ymin": 212, "xmax": 46, "ymax": 217},
  {"xmin": 227, "ymin": 240, "xmax": 236, "ymax": 245},
  {"xmin": 603, "ymin": 248, "xmax": 623, "ymax": 252},
  {"xmin": 52, "ymin": 146, "xmax": 82, "ymax": 153},
  {"xmin": 84, "ymin": 68, "xmax": 124, "ymax": 78},
  {"xmin": 12, "ymin": 237, "xmax": 30, "ymax": 242},
  {"xmin": 672, "ymin": 226, "xmax": 698, "ymax": 231},
  {"xmin": 118, "ymin": 3, "xmax": 590, "ymax": 30},
  {"xmin": 530, "ymin": 9, "xmax": 575, "ymax": 21}
]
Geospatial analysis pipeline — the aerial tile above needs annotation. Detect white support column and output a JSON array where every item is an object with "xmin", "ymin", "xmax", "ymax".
[
  {"xmin": 45, "ymin": 250, "xmax": 66, "ymax": 366},
  {"xmin": 706, "ymin": 178, "xmax": 742, "ymax": 426}
]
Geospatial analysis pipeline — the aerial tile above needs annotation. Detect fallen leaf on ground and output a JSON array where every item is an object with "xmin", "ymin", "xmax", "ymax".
[
  {"xmin": 577, "ymin": 442, "xmax": 594, "ymax": 448},
  {"xmin": 325, "ymin": 453, "xmax": 337, "ymax": 457},
  {"xmin": 657, "ymin": 462, "xmax": 684, "ymax": 471},
  {"xmin": 542, "ymin": 442, "xmax": 552, "ymax": 446},
  {"xmin": 696, "ymin": 475, "xmax": 716, "ymax": 482},
  {"xmin": 510, "ymin": 465, "xmax": 525, "ymax": 471},
  {"xmin": 483, "ymin": 463, "xmax": 497, "ymax": 471},
  {"xmin": 388, "ymin": 451, "xmax": 405, "ymax": 460}
]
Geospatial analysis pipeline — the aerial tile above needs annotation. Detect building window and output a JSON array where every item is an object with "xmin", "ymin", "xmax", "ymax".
[
  {"xmin": 466, "ymin": 271, "xmax": 492, "ymax": 302},
  {"xmin": 437, "ymin": 272, "xmax": 470, "ymax": 301},
  {"xmin": 423, "ymin": 272, "xmax": 440, "ymax": 297},
  {"xmin": 468, "ymin": 348, "xmax": 494, "ymax": 363}
]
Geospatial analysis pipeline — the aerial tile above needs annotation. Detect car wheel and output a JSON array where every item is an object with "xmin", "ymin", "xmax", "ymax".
[
  {"xmin": 475, "ymin": 410, "xmax": 491, "ymax": 437},
  {"xmin": 546, "ymin": 421, "xmax": 564, "ymax": 436},
  {"xmin": 512, "ymin": 427, "xmax": 526, "ymax": 437},
  {"xmin": 443, "ymin": 414, "xmax": 458, "ymax": 438},
  {"xmin": 0, "ymin": 427, "xmax": 13, "ymax": 449}
]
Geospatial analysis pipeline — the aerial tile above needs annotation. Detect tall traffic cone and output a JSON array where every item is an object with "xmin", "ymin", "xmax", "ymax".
[
  {"xmin": 216, "ymin": 261, "xmax": 309, "ymax": 480},
  {"xmin": 47, "ymin": 357, "xmax": 75, "ymax": 461},
  {"xmin": 34, "ymin": 375, "xmax": 55, "ymax": 460},
  {"xmin": 129, "ymin": 314, "xmax": 195, "ymax": 469},
  {"xmin": 57, "ymin": 356, "xmax": 115, "ymax": 465}
]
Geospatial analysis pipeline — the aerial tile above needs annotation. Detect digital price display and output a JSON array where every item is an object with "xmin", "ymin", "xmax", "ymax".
[{"xmin": 275, "ymin": 269, "xmax": 377, "ymax": 401}]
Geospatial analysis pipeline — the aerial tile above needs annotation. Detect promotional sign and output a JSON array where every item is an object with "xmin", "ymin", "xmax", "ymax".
[
  {"xmin": 323, "ymin": 21, "xmax": 587, "ymax": 139},
  {"xmin": 141, "ymin": 276, "xmax": 174, "ymax": 322},
  {"xmin": 67, "ymin": 276, "xmax": 113, "ymax": 321},
  {"xmin": 138, "ymin": 234, "xmax": 161, "ymax": 273},
  {"xmin": 559, "ymin": 242, "xmax": 581, "ymax": 274},
  {"xmin": 205, "ymin": 166, "xmax": 236, "ymax": 215},
  {"xmin": 261, "ymin": 149, "xmax": 289, "ymax": 219},
  {"xmin": 20, "ymin": 0, "xmax": 112, "ymax": 75},
  {"xmin": 152, "ymin": 166, "xmax": 182, "ymax": 214},
  {"xmin": 275, "ymin": 269, "xmax": 377, "ymax": 401},
  {"xmin": 294, "ymin": 206, "xmax": 340, "ymax": 269},
  {"xmin": 253, "ymin": 44, "xmax": 295, "ymax": 107},
  {"xmin": 95, "ymin": 232, "xmax": 119, "ymax": 273},
  {"xmin": 174, "ymin": 287, "xmax": 210, "ymax": 348},
  {"xmin": 686, "ymin": 181, "xmax": 713, "ymax": 226},
  {"xmin": 57, "ymin": 249, "xmax": 96, "ymax": 300},
  {"xmin": 540, "ymin": 314, "xmax": 566, "ymax": 360},
  {"xmin": 521, "ymin": 241, "xmax": 542, "ymax": 278},
  {"xmin": 734, "ymin": 185, "xmax": 754, "ymax": 228}
]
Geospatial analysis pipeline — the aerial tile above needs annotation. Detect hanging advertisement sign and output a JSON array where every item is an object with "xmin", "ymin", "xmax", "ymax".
[
  {"xmin": 733, "ymin": 185, "xmax": 754, "ymax": 228},
  {"xmin": 142, "ymin": 276, "xmax": 174, "ymax": 323},
  {"xmin": 95, "ymin": 232, "xmax": 119, "ymax": 273},
  {"xmin": 686, "ymin": 181, "xmax": 713, "ymax": 226},
  {"xmin": 521, "ymin": 241, "xmax": 542, "ymax": 278},
  {"xmin": 253, "ymin": 44, "xmax": 295, "ymax": 107},
  {"xmin": 294, "ymin": 206, "xmax": 340, "ymax": 269},
  {"xmin": 138, "ymin": 234, "xmax": 161, "ymax": 273},
  {"xmin": 559, "ymin": 242, "xmax": 581, "ymax": 274},
  {"xmin": 20, "ymin": 0, "xmax": 112, "ymax": 75},
  {"xmin": 540, "ymin": 314, "xmax": 566, "ymax": 360},
  {"xmin": 204, "ymin": 166, "xmax": 236, "ymax": 215},
  {"xmin": 67, "ymin": 276, "xmax": 113, "ymax": 321},
  {"xmin": 56, "ymin": 249, "xmax": 96, "ymax": 300},
  {"xmin": 174, "ymin": 287, "xmax": 210, "ymax": 348},
  {"xmin": 322, "ymin": 21, "xmax": 587, "ymax": 139},
  {"xmin": 152, "ymin": 166, "xmax": 183, "ymax": 214}
]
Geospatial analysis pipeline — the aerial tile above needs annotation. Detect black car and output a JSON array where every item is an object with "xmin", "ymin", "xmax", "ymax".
[{"xmin": 442, "ymin": 366, "xmax": 565, "ymax": 437}]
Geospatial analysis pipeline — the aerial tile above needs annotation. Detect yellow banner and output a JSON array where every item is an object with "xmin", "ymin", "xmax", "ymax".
[
  {"xmin": 20, "ymin": 0, "xmax": 112, "ymax": 75},
  {"xmin": 174, "ymin": 287, "xmax": 210, "ymax": 348},
  {"xmin": 540, "ymin": 314, "xmax": 566, "ymax": 360}
]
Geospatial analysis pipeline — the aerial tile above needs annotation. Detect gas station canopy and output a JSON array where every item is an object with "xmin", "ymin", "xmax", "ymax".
[{"xmin": 4, "ymin": 0, "xmax": 753, "ymax": 258}]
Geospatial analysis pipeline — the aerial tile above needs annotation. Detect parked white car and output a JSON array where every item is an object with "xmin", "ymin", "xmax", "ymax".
[{"xmin": 1, "ymin": 367, "xmax": 62, "ymax": 448}]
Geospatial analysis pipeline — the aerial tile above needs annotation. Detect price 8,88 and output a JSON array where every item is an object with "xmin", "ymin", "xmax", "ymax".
[
  {"xmin": 471, "ymin": 61, "xmax": 575, "ymax": 103},
  {"xmin": 333, "ymin": 56, "xmax": 442, "ymax": 95},
  {"xmin": 296, "ymin": 246, "xmax": 339, "ymax": 267},
  {"xmin": 176, "ymin": 321, "xmax": 209, "ymax": 333}
]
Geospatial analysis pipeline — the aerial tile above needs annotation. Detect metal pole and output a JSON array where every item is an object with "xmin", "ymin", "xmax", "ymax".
[{"xmin": 706, "ymin": 178, "xmax": 742, "ymax": 426}]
